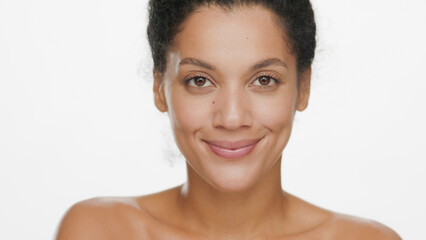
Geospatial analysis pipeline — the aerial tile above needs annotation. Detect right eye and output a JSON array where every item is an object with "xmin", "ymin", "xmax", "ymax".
[{"xmin": 185, "ymin": 76, "xmax": 214, "ymax": 87}]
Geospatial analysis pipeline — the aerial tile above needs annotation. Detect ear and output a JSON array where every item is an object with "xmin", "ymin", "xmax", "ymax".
[
  {"xmin": 296, "ymin": 67, "xmax": 311, "ymax": 112},
  {"xmin": 153, "ymin": 71, "xmax": 168, "ymax": 112}
]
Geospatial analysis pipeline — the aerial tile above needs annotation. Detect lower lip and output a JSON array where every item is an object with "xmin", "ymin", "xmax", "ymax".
[{"xmin": 206, "ymin": 142, "xmax": 258, "ymax": 159}]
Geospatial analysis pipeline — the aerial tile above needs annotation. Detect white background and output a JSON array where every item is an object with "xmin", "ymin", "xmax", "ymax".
[{"xmin": 0, "ymin": 0, "xmax": 425, "ymax": 239}]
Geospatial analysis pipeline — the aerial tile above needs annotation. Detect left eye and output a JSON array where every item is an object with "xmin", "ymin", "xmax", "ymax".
[
  {"xmin": 186, "ymin": 76, "xmax": 213, "ymax": 87},
  {"xmin": 253, "ymin": 76, "xmax": 277, "ymax": 86}
]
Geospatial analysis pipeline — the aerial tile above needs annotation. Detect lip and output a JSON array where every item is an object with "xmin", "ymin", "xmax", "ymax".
[{"xmin": 204, "ymin": 138, "xmax": 261, "ymax": 159}]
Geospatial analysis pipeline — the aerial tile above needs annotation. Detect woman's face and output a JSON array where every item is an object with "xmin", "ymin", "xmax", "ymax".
[{"xmin": 154, "ymin": 5, "xmax": 310, "ymax": 192}]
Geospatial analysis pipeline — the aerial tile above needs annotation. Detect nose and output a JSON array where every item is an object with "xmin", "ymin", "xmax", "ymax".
[{"xmin": 212, "ymin": 87, "xmax": 252, "ymax": 130}]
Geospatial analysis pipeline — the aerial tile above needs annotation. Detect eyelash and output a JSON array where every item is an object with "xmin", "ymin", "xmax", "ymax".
[
  {"xmin": 251, "ymin": 73, "xmax": 281, "ymax": 89},
  {"xmin": 184, "ymin": 74, "xmax": 214, "ymax": 89},
  {"xmin": 183, "ymin": 73, "xmax": 281, "ymax": 90}
]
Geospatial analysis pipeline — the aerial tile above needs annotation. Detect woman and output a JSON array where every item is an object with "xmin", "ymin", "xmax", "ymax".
[{"xmin": 55, "ymin": 0, "xmax": 401, "ymax": 239}]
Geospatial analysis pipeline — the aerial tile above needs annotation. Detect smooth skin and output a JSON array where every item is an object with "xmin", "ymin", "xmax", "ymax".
[{"xmin": 55, "ymin": 5, "xmax": 401, "ymax": 240}]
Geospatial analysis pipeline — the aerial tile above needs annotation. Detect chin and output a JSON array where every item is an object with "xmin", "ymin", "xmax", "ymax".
[
  {"xmin": 183, "ymin": 134, "xmax": 285, "ymax": 193},
  {"xmin": 200, "ymin": 161, "xmax": 269, "ymax": 193}
]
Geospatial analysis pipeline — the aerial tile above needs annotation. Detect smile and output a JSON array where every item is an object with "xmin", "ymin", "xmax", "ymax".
[{"xmin": 204, "ymin": 139, "xmax": 261, "ymax": 159}]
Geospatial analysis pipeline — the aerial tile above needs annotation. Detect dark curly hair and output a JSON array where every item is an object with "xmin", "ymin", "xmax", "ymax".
[{"xmin": 147, "ymin": 0, "xmax": 316, "ymax": 77}]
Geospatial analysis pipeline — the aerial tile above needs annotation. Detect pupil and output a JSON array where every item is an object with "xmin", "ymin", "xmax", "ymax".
[
  {"xmin": 260, "ymin": 76, "xmax": 270, "ymax": 85},
  {"xmin": 195, "ymin": 77, "xmax": 206, "ymax": 86}
]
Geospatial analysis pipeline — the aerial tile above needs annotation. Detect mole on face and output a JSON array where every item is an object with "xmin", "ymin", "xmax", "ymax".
[{"xmin": 212, "ymin": 101, "xmax": 215, "ymax": 104}]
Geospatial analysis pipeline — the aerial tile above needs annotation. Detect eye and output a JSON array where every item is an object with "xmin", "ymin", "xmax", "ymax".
[
  {"xmin": 252, "ymin": 75, "xmax": 279, "ymax": 86},
  {"xmin": 186, "ymin": 76, "xmax": 214, "ymax": 87}
]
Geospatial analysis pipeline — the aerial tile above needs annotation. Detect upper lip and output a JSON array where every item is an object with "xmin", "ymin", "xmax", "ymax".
[{"xmin": 204, "ymin": 138, "xmax": 261, "ymax": 150}]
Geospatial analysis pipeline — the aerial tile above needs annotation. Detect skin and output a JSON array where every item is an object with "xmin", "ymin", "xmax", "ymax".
[{"xmin": 55, "ymin": 5, "xmax": 401, "ymax": 240}]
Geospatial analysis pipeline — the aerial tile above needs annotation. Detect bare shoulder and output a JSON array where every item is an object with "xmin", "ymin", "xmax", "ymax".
[
  {"xmin": 284, "ymin": 193, "xmax": 401, "ymax": 240},
  {"xmin": 328, "ymin": 213, "xmax": 402, "ymax": 240},
  {"xmin": 54, "ymin": 186, "xmax": 185, "ymax": 240},
  {"xmin": 54, "ymin": 197, "xmax": 148, "ymax": 240}
]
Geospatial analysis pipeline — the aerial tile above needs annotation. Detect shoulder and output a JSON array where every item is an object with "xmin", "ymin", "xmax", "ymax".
[
  {"xmin": 328, "ymin": 213, "xmax": 402, "ymax": 240},
  {"xmin": 284, "ymin": 193, "xmax": 401, "ymax": 240},
  {"xmin": 54, "ymin": 197, "xmax": 148, "ymax": 240}
]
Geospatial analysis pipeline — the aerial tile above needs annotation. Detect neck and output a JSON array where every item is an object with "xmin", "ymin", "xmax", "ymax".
[{"xmin": 178, "ymin": 158, "xmax": 288, "ymax": 239}]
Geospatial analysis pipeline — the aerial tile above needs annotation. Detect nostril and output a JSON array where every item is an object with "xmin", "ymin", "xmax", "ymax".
[{"xmin": 211, "ymin": 93, "xmax": 253, "ymax": 129}]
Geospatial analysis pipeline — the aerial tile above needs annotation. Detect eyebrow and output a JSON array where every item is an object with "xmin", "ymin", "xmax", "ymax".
[
  {"xmin": 179, "ymin": 58, "xmax": 215, "ymax": 70},
  {"xmin": 178, "ymin": 57, "xmax": 288, "ymax": 71},
  {"xmin": 251, "ymin": 58, "xmax": 288, "ymax": 70}
]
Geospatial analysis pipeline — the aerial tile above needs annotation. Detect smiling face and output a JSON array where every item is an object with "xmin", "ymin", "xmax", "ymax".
[{"xmin": 153, "ymin": 5, "xmax": 310, "ymax": 192}]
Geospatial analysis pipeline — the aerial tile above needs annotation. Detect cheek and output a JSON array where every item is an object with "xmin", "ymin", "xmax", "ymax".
[
  {"xmin": 167, "ymin": 88, "xmax": 212, "ymax": 134},
  {"xmin": 251, "ymin": 91, "xmax": 297, "ymax": 131}
]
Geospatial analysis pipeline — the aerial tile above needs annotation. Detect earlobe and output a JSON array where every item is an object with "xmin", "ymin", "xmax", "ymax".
[
  {"xmin": 153, "ymin": 72, "xmax": 168, "ymax": 112},
  {"xmin": 296, "ymin": 67, "xmax": 311, "ymax": 112}
]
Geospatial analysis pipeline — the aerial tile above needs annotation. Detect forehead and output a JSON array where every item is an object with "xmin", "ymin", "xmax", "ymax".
[{"xmin": 169, "ymin": 5, "xmax": 296, "ymax": 74}]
